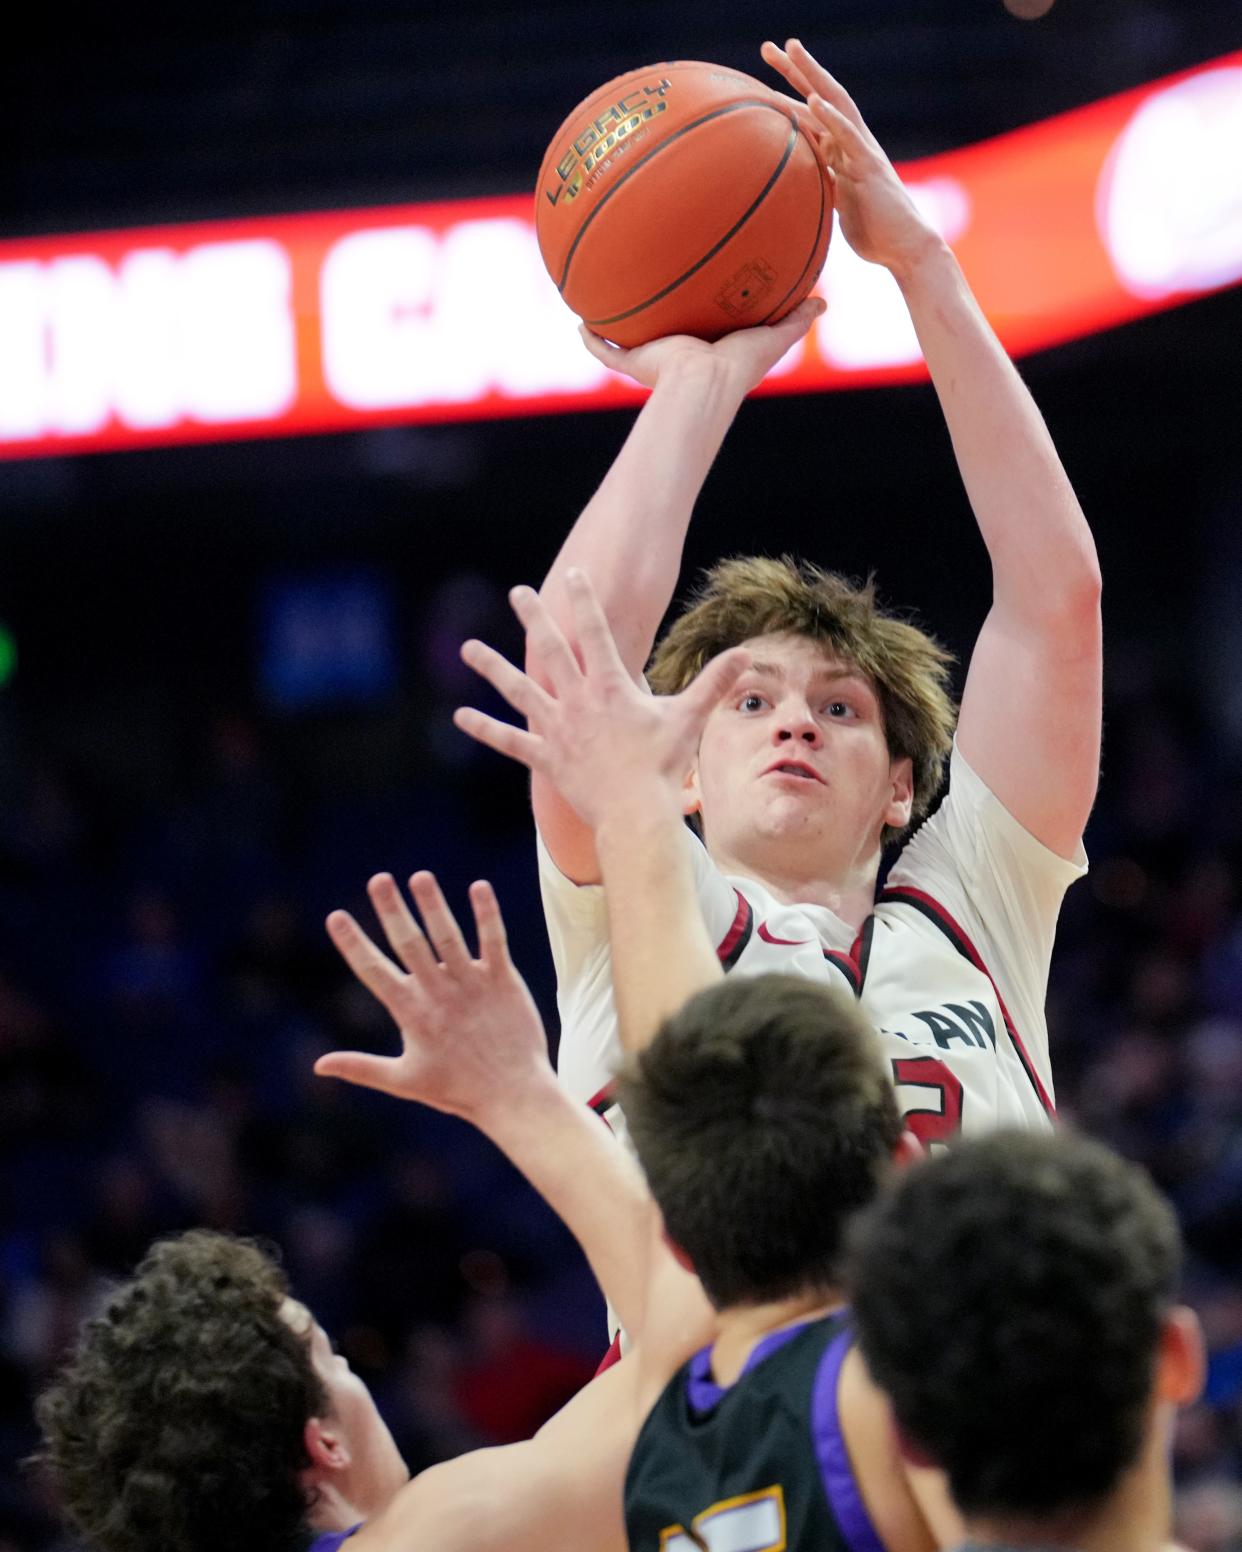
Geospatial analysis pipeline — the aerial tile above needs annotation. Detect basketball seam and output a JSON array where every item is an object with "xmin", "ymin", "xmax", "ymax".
[
  {"xmin": 585, "ymin": 115, "xmax": 799, "ymax": 329},
  {"xmin": 555, "ymin": 97, "xmax": 794, "ymax": 297},
  {"xmin": 756, "ymin": 131, "xmax": 828, "ymax": 327}
]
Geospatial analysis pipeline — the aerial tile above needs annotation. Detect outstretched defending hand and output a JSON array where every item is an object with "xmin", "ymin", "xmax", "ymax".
[
  {"xmin": 762, "ymin": 38, "xmax": 942, "ymax": 280},
  {"xmin": 579, "ymin": 294, "xmax": 824, "ymax": 393},
  {"xmin": 317, "ymin": 871, "xmax": 551, "ymax": 1122},
  {"xmin": 454, "ymin": 568, "xmax": 749, "ymax": 829}
]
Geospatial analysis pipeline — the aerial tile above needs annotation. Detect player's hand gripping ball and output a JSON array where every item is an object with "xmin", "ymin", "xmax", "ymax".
[{"xmin": 536, "ymin": 61, "xmax": 834, "ymax": 346}]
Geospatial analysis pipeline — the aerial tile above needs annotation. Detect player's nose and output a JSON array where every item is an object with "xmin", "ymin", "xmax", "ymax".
[{"xmin": 774, "ymin": 705, "xmax": 822, "ymax": 747}]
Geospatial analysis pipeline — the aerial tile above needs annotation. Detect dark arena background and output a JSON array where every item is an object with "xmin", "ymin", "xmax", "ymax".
[{"xmin": 2, "ymin": 3, "xmax": 1242, "ymax": 1547}]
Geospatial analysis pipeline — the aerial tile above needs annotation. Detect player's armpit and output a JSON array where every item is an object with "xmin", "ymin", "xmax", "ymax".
[{"xmin": 532, "ymin": 779, "xmax": 604, "ymax": 884}]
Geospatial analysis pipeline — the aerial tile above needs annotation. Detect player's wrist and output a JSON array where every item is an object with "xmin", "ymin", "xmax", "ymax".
[
  {"xmin": 595, "ymin": 785, "xmax": 687, "ymax": 851},
  {"xmin": 652, "ymin": 349, "xmax": 749, "ymax": 407},
  {"xmin": 888, "ymin": 230, "xmax": 957, "ymax": 291},
  {"xmin": 468, "ymin": 1061, "xmax": 563, "ymax": 1138}
]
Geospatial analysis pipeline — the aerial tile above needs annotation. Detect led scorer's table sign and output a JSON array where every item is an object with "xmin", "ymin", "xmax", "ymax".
[{"xmin": 1, "ymin": 51, "xmax": 1240, "ymax": 461}]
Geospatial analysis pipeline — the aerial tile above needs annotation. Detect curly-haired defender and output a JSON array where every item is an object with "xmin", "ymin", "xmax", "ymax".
[
  {"xmin": 849, "ymin": 1130, "xmax": 1205, "ymax": 1548},
  {"xmin": 36, "ymin": 1231, "xmax": 408, "ymax": 1552}
]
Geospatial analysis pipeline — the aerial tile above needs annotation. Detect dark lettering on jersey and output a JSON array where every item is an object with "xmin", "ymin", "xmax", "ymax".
[
  {"xmin": 945, "ymin": 1000, "xmax": 996, "ymax": 1049},
  {"xmin": 911, "ymin": 1002, "xmax": 994, "ymax": 1051}
]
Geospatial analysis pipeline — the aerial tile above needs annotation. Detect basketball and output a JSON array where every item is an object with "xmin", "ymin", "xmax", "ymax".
[{"xmin": 536, "ymin": 61, "xmax": 834, "ymax": 347}]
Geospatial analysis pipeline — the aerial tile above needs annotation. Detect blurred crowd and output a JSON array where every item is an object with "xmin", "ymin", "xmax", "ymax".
[{"xmin": 1, "ymin": 599, "xmax": 1241, "ymax": 1551}]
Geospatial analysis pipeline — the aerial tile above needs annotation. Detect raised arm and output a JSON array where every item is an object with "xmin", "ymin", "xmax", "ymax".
[
  {"xmin": 324, "ymin": 873, "xmax": 716, "ymax": 1552},
  {"xmin": 316, "ymin": 871, "xmax": 654, "ymax": 1339},
  {"xmin": 765, "ymin": 40, "xmax": 1102, "ymax": 859},
  {"xmin": 534, "ymin": 303, "xmax": 823, "ymax": 884}
]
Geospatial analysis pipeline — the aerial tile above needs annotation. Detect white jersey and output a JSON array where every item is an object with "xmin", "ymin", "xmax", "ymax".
[{"xmin": 539, "ymin": 743, "xmax": 1086, "ymax": 1145}]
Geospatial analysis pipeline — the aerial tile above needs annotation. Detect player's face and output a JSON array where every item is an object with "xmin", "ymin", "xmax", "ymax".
[
  {"xmin": 688, "ymin": 633, "xmax": 913, "ymax": 884},
  {"xmin": 282, "ymin": 1299, "xmax": 409, "ymax": 1511}
]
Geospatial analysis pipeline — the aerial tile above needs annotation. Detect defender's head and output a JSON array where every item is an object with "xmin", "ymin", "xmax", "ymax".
[
  {"xmin": 849, "ymin": 1130, "xmax": 1204, "ymax": 1532},
  {"xmin": 647, "ymin": 556, "xmax": 956, "ymax": 880},
  {"xmin": 36, "ymin": 1230, "xmax": 408, "ymax": 1552},
  {"xmin": 618, "ymin": 973, "xmax": 905, "ymax": 1310}
]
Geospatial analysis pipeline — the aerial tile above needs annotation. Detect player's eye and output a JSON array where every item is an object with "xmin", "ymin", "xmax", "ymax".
[
  {"xmin": 825, "ymin": 700, "xmax": 855, "ymax": 718},
  {"xmin": 738, "ymin": 692, "xmax": 767, "ymax": 713}
]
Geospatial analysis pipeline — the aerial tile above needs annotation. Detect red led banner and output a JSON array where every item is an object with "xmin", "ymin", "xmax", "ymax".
[{"xmin": 1, "ymin": 50, "xmax": 1240, "ymax": 460}]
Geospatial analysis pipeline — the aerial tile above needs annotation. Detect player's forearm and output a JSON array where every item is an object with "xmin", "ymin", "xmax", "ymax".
[
  {"xmin": 474, "ymin": 1073, "xmax": 655, "ymax": 1339},
  {"xmin": 538, "ymin": 355, "xmax": 747, "ymax": 675},
  {"xmin": 596, "ymin": 796, "xmax": 722, "ymax": 1053},
  {"xmin": 897, "ymin": 242, "xmax": 1101, "ymax": 622}
]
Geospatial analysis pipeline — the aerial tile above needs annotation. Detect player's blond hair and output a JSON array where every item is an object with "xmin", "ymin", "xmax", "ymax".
[{"xmin": 647, "ymin": 555, "xmax": 957, "ymax": 845}]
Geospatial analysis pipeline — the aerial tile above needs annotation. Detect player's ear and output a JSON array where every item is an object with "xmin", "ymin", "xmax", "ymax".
[
  {"xmin": 1156, "ymin": 1306, "xmax": 1206, "ymax": 1408},
  {"xmin": 683, "ymin": 760, "xmax": 702, "ymax": 818},
  {"xmin": 304, "ymin": 1417, "xmax": 351, "ymax": 1475},
  {"xmin": 884, "ymin": 756, "xmax": 914, "ymax": 832},
  {"xmin": 891, "ymin": 1129, "xmax": 923, "ymax": 1171}
]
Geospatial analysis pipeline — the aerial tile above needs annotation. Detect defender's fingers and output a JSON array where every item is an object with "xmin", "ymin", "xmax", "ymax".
[
  {"xmin": 452, "ymin": 706, "xmax": 543, "ymax": 769},
  {"xmin": 468, "ymin": 879, "xmax": 512, "ymax": 969},
  {"xmin": 681, "ymin": 646, "xmax": 752, "ymax": 724},
  {"xmin": 509, "ymin": 585, "xmax": 585, "ymax": 695},
  {"xmin": 564, "ymin": 568, "xmax": 628, "ymax": 680},
  {"xmin": 460, "ymin": 638, "xmax": 555, "ymax": 722},
  {"xmin": 314, "ymin": 1049, "xmax": 402, "ymax": 1095},
  {"xmin": 325, "ymin": 910, "xmax": 408, "ymax": 1010},
  {"xmin": 367, "ymin": 872, "xmax": 437, "ymax": 977},
  {"xmin": 408, "ymin": 870, "xmax": 472, "ymax": 971}
]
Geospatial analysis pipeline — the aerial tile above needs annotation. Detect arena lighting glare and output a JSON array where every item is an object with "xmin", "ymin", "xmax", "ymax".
[{"xmin": 0, "ymin": 48, "xmax": 1239, "ymax": 462}]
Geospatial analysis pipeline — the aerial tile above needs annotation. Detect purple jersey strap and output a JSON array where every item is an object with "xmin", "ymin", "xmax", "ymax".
[
  {"xmin": 307, "ymin": 1526, "xmax": 364, "ymax": 1552},
  {"xmin": 811, "ymin": 1327, "xmax": 887, "ymax": 1552},
  {"xmin": 685, "ymin": 1320, "xmax": 810, "ymax": 1415}
]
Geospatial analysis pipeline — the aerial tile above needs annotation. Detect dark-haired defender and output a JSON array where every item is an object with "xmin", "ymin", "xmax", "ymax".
[
  {"xmin": 617, "ymin": 973, "xmax": 957, "ymax": 1552},
  {"xmin": 849, "ymin": 1131, "xmax": 1204, "ymax": 1552},
  {"xmin": 526, "ymin": 38, "xmax": 1100, "ymax": 1149}
]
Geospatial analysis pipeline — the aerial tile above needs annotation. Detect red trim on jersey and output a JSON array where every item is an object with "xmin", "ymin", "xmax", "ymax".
[
  {"xmin": 878, "ymin": 884, "xmax": 1056, "ymax": 1119},
  {"xmin": 716, "ymin": 889, "xmax": 755, "ymax": 970},
  {"xmin": 822, "ymin": 918, "xmax": 873, "ymax": 996},
  {"xmin": 855, "ymin": 915, "xmax": 876, "ymax": 988},
  {"xmin": 587, "ymin": 1083, "xmax": 615, "ymax": 1125},
  {"xmin": 594, "ymin": 1332, "xmax": 624, "ymax": 1376},
  {"xmin": 823, "ymin": 949, "xmax": 861, "ymax": 994},
  {"xmin": 757, "ymin": 921, "xmax": 812, "ymax": 946}
]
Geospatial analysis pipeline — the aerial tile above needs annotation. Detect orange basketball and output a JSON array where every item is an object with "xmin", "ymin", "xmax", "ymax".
[{"xmin": 535, "ymin": 61, "xmax": 833, "ymax": 347}]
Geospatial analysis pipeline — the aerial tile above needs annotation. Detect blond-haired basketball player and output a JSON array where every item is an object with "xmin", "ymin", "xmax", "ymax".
[{"xmin": 480, "ymin": 39, "xmax": 1102, "ymax": 1153}]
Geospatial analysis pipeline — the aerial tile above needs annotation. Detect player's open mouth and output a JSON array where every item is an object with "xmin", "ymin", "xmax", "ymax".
[{"xmin": 764, "ymin": 761, "xmax": 824, "ymax": 783}]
